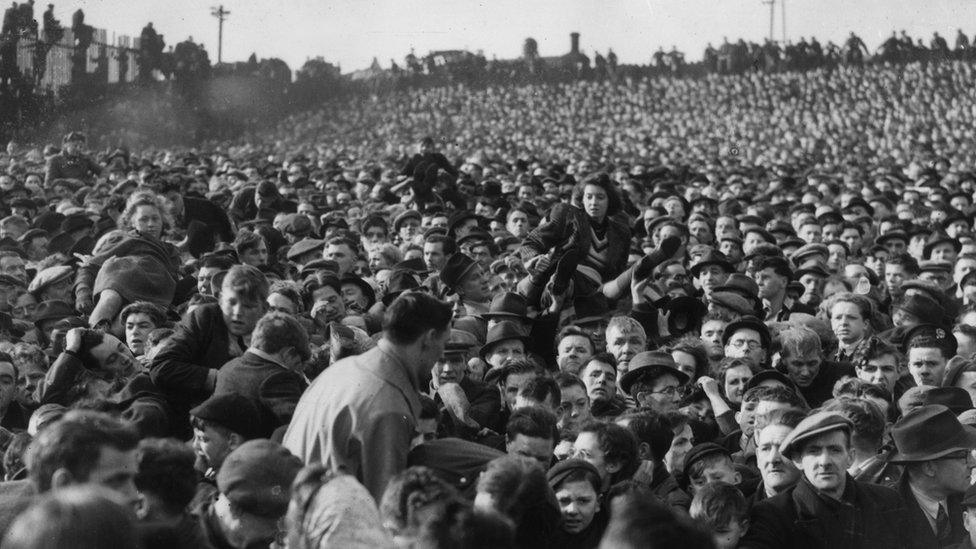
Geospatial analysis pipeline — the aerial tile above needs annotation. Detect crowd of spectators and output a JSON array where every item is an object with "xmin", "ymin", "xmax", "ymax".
[{"xmin": 1, "ymin": 27, "xmax": 976, "ymax": 549}]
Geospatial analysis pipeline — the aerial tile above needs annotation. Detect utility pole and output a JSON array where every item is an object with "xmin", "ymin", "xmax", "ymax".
[
  {"xmin": 781, "ymin": 0, "xmax": 786, "ymax": 43},
  {"xmin": 210, "ymin": 5, "xmax": 230, "ymax": 64},
  {"xmin": 762, "ymin": 0, "xmax": 774, "ymax": 42}
]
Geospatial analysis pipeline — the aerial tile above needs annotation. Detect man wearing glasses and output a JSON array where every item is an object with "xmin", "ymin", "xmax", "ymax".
[
  {"xmin": 619, "ymin": 351, "xmax": 689, "ymax": 414},
  {"xmin": 722, "ymin": 316, "xmax": 770, "ymax": 368},
  {"xmin": 889, "ymin": 405, "xmax": 976, "ymax": 549}
]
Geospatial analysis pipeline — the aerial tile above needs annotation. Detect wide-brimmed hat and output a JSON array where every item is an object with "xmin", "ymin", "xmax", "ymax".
[
  {"xmin": 478, "ymin": 320, "xmax": 529, "ymax": 360},
  {"xmin": 887, "ymin": 405, "xmax": 976, "ymax": 463},
  {"xmin": 619, "ymin": 351, "xmax": 689, "ymax": 397},
  {"xmin": 339, "ymin": 274, "xmax": 377, "ymax": 307},
  {"xmin": 382, "ymin": 269, "xmax": 420, "ymax": 306},
  {"xmin": 440, "ymin": 253, "xmax": 479, "ymax": 293},
  {"xmin": 482, "ymin": 292, "xmax": 529, "ymax": 321}
]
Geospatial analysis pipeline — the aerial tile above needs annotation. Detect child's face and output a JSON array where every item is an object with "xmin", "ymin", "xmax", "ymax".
[
  {"xmin": 690, "ymin": 461, "xmax": 741, "ymax": 495},
  {"xmin": 712, "ymin": 520, "xmax": 748, "ymax": 549},
  {"xmin": 192, "ymin": 426, "xmax": 234, "ymax": 473}
]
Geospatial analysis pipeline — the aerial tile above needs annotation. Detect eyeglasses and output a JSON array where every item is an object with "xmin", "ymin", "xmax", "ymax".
[
  {"xmin": 729, "ymin": 339, "xmax": 762, "ymax": 350},
  {"xmin": 649, "ymin": 386, "xmax": 681, "ymax": 396}
]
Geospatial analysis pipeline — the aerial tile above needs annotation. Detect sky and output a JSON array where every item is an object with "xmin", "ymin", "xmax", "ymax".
[{"xmin": 68, "ymin": 0, "xmax": 976, "ymax": 74}]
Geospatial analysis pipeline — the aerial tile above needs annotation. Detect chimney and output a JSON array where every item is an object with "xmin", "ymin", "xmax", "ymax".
[{"xmin": 570, "ymin": 32, "xmax": 580, "ymax": 55}]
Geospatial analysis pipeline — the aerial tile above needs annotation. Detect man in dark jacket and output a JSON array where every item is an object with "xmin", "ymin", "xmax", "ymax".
[
  {"xmin": 150, "ymin": 265, "xmax": 269, "ymax": 438},
  {"xmin": 44, "ymin": 132, "xmax": 101, "ymax": 184},
  {"xmin": 616, "ymin": 408, "xmax": 691, "ymax": 511},
  {"xmin": 777, "ymin": 325, "xmax": 854, "ymax": 407},
  {"xmin": 214, "ymin": 312, "xmax": 309, "ymax": 427},
  {"xmin": 742, "ymin": 411, "xmax": 911, "ymax": 549},
  {"xmin": 162, "ymin": 180, "xmax": 235, "ymax": 245},
  {"xmin": 430, "ymin": 338, "xmax": 501, "ymax": 440},
  {"xmin": 887, "ymin": 405, "xmax": 976, "ymax": 549}
]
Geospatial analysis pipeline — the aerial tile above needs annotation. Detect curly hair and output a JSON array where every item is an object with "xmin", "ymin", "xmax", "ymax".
[
  {"xmin": 116, "ymin": 190, "xmax": 174, "ymax": 234},
  {"xmin": 571, "ymin": 172, "xmax": 623, "ymax": 218}
]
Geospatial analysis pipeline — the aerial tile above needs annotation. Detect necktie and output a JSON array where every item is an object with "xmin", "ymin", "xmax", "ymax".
[{"xmin": 936, "ymin": 504, "xmax": 951, "ymax": 543}]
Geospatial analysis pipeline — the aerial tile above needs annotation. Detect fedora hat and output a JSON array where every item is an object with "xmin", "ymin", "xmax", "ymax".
[
  {"xmin": 439, "ymin": 253, "xmax": 479, "ymax": 293},
  {"xmin": 382, "ymin": 269, "xmax": 420, "ymax": 306},
  {"xmin": 923, "ymin": 229, "xmax": 961, "ymax": 259},
  {"xmin": 888, "ymin": 405, "xmax": 976, "ymax": 463},
  {"xmin": 482, "ymin": 292, "xmax": 529, "ymax": 321},
  {"xmin": 689, "ymin": 250, "xmax": 734, "ymax": 278},
  {"xmin": 712, "ymin": 273, "xmax": 759, "ymax": 300},
  {"xmin": 478, "ymin": 320, "xmax": 529, "ymax": 360},
  {"xmin": 619, "ymin": 351, "xmax": 689, "ymax": 397},
  {"xmin": 339, "ymin": 274, "xmax": 377, "ymax": 308}
]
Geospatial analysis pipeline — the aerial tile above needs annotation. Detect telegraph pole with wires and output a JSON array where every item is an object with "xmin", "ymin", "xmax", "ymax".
[
  {"xmin": 210, "ymin": 5, "xmax": 230, "ymax": 64},
  {"xmin": 762, "ymin": 0, "xmax": 775, "ymax": 42}
]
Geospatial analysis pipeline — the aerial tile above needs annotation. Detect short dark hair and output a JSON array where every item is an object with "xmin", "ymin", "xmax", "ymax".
[
  {"xmin": 553, "ymin": 372, "xmax": 586, "ymax": 394},
  {"xmin": 425, "ymin": 234, "xmax": 457, "ymax": 256},
  {"xmin": 582, "ymin": 352, "xmax": 618, "ymax": 372},
  {"xmin": 251, "ymin": 312, "xmax": 310, "ymax": 362},
  {"xmin": 383, "ymin": 292, "xmax": 453, "ymax": 345},
  {"xmin": 617, "ymin": 409, "xmax": 674, "ymax": 463},
  {"xmin": 666, "ymin": 336, "xmax": 709, "ymax": 380},
  {"xmin": 506, "ymin": 406, "xmax": 558, "ymax": 443},
  {"xmin": 884, "ymin": 252, "xmax": 920, "ymax": 275},
  {"xmin": 233, "ymin": 229, "xmax": 266, "ymax": 255},
  {"xmin": 689, "ymin": 481, "xmax": 748, "ymax": 530},
  {"xmin": 415, "ymin": 497, "xmax": 516, "ymax": 549},
  {"xmin": 516, "ymin": 377, "xmax": 560, "ymax": 408},
  {"xmin": 556, "ymin": 326, "xmax": 595, "ymax": 355},
  {"xmin": 134, "ymin": 438, "xmax": 197, "ymax": 515},
  {"xmin": 198, "ymin": 253, "xmax": 236, "ymax": 271},
  {"xmin": 601, "ymin": 491, "xmax": 713, "ymax": 549},
  {"xmin": 822, "ymin": 397, "xmax": 886, "ymax": 452},
  {"xmin": 577, "ymin": 420, "xmax": 639, "ymax": 484},
  {"xmin": 743, "ymin": 384, "xmax": 807, "ymax": 410},
  {"xmin": 27, "ymin": 410, "xmax": 140, "ymax": 492}
]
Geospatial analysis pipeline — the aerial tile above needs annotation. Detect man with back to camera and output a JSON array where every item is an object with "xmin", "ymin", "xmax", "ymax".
[{"xmin": 284, "ymin": 291, "xmax": 452, "ymax": 500}]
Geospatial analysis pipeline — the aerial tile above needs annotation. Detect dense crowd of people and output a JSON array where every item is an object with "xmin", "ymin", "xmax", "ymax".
[{"xmin": 2, "ymin": 30, "xmax": 976, "ymax": 549}]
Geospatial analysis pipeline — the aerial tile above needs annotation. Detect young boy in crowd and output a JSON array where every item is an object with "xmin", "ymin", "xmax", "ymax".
[
  {"xmin": 690, "ymin": 481, "xmax": 750, "ymax": 549},
  {"xmin": 683, "ymin": 442, "xmax": 742, "ymax": 496}
]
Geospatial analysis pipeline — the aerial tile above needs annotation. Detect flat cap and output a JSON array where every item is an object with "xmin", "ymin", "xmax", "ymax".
[
  {"xmin": 27, "ymin": 266, "xmax": 73, "ymax": 294},
  {"xmin": 779, "ymin": 411, "xmax": 852, "ymax": 459},
  {"xmin": 217, "ymin": 439, "xmax": 302, "ymax": 518}
]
